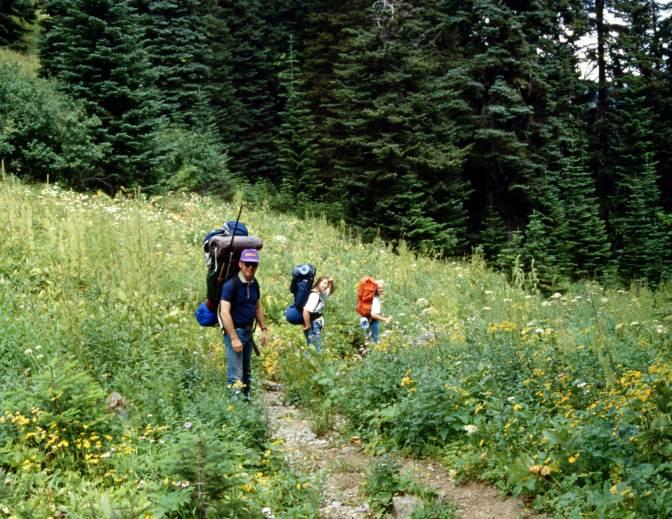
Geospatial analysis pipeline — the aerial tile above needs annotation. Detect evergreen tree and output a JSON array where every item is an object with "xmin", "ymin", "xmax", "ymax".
[
  {"xmin": 0, "ymin": 0, "xmax": 35, "ymax": 50},
  {"xmin": 478, "ymin": 202, "xmax": 509, "ymax": 261},
  {"xmin": 609, "ymin": 91, "xmax": 667, "ymax": 281},
  {"xmin": 215, "ymin": 0, "xmax": 281, "ymax": 180},
  {"xmin": 201, "ymin": 0, "xmax": 241, "ymax": 148},
  {"xmin": 327, "ymin": 2, "xmax": 471, "ymax": 253},
  {"xmin": 132, "ymin": 0, "xmax": 214, "ymax": 131},
  {"xmin": 274, "ymin": 35, "xmax": 320, "ymax": 209},
  {"xmin": 558, "ymin": 140, "xmax": 612, "ymax": 278},
  {"xmin": 39, "ymin": 0, "xmax": 160, "ymax": 191}
]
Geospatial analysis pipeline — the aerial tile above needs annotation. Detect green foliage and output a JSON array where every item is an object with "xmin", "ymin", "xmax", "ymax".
[
  {"xmin": 153, "ymin": 126, "xmax": 235, "ymax": 196},
  {"xmin": 326, "ymin": 2, "xmax": 470, "ymax": 254},
  {"xmin": 0, "ymin": 62, "xmax": 104, "ymax": 185},
  {"xmin": 133, "ymin": 0, "xmax": 216, "ymax": 131},
  {"xmin": 40, "ymin": 0, "xmax": 161, "ymax": 191},
  {"xmin": 362, "ymin": 456, "xmax": 454, "ymax": 518},
  {"xmin": 0, "ymin": 179, "xmax": 323, "ymax": 516},
  {"xmin": 0, "ymin": 0, "xmax": 36, "ymax": 50}
]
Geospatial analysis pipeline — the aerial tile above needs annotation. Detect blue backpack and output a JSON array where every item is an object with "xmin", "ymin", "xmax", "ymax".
[
  {"xmin": 195, "ymin": 221, "xmax": 262, "ymax": 327},
  {"xmin": 285, "ymin": 264, "xmax": 316, "ymax": 325}
]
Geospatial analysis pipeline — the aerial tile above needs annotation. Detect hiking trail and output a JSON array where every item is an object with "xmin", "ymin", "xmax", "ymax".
[{"xmin": 262, "ymin": 384, "xmax": 541, "ymax": 519}]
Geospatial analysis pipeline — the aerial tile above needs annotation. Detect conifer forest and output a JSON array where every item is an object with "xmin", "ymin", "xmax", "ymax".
[{"xmin": 2, "ymin": 0, "xmax": 672, "ymax": 287}]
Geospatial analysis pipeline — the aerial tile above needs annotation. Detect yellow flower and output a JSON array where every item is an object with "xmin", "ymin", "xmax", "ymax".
[{"xmin": 568, "ymin": 453, "xmax": 580, "ymax": 464}]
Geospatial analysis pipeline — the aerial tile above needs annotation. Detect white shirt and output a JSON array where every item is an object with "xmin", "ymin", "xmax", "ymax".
[
  {"xmin": 371, "ymin": 296, "xmax": 381, "ymax": 316},
  {"xmin": 303, "ymin": 290, "xmax": 324, "ymax": 314}
]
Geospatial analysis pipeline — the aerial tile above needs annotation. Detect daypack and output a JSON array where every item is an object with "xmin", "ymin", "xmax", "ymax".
[
  {"xmin": 356, "ymin": 276, "xmax": 378, "ymax": 318},
  {"xmin": 284, "ymin": 264, "xmax": 316, "ymax": 325},
  {"xmin": 194, "ymin": 221, "xmax": 263, "ymax": 327}
]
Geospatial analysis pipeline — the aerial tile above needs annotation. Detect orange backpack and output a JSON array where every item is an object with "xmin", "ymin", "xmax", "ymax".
[{"xmin": 356, "ymin": 277, "xmax": 378, "ymax": 317}]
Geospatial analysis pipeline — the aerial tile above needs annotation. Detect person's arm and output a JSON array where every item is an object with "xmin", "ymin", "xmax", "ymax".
[
  {"xmin": 302, "ymin": 291, "xmax": 318, "ymax": 331},
  {"xmin": 302, "ymin": 308, "xmax": 311, "ymax": 331},
  {"xmin": 255, "ymin": 300, "xmax": 268, "ymax": 346},
  {"xmin": 219, "ymin": 300, "xmax": 243, "ymax": 352},
  {"xmin": 370, "ymin": 298, "xmax": 392, "ymax": 324},
  {"xmin": 369, "ymin": 310, "xmax": 392, "ymax": 324}
]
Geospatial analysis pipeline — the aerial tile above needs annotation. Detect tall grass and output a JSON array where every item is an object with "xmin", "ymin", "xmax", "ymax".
[{"xmin": 0, "ymin": 178, "xmax": 320, "ymax": 517}]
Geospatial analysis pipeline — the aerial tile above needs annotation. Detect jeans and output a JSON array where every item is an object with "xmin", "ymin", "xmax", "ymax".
[
  {"xmin": 304, "ymin": 319, "xmax": 323, "ymax": 352},
  {"xmin": 368, "ymin": 319, "xmax": 380, "ymax": 343},
  {"xmin": 223, "ymin": 328, "xmax": 252, "ymax": 396}
]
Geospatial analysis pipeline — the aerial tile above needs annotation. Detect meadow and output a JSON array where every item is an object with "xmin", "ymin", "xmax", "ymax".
[{"xmin": 1, "ymin": 176, "xmax": 671, "ymax": 517}]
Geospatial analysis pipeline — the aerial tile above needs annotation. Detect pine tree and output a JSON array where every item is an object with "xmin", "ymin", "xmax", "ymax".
[
  {"xmin": 39, "ymin": 0, "xmax": 160, "ymax": 191},
  {"xmin": 558, "ymin": 140, "xmax": 612, "ymax": 278},
  {"xmin": 274, "ymin": 35, "xmax": 320, "ymax": 210},
  {"xmin": 609, "ymin": 91, "xmax": 667, "ymax": 281},
  {"xmin": 0, "ymin": 0, "xmax": 35, "ymax": 50},
  {"xmin": 132, "ymin": 0, "xmax": 214, "ymax": 131},
  {"xmin": 214, "ymin": 0, "xmax": 281, "ymax": 180},
  {"xmin": 327, "ymin": 2, "xmax": 470, "ymax": 253},
  {"xmin": 201, "ymin": 0, "xmax": 241, "ymax": 148}
]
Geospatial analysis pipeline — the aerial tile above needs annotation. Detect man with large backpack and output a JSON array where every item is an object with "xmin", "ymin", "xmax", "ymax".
[{"xmin": 219, "ymin": 248, "xmax": 268, "ymax": 398}]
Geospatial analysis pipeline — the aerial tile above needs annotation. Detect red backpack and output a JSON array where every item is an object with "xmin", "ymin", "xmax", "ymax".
[{"xmin": 356, "ymin": 277, "xmax": 378, "ymax": 317}]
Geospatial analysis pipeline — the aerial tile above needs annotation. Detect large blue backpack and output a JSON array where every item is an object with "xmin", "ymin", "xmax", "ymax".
[
  {"xmin": 194, "ymin": 221, "xmax": 262, "ymax": 327},
  {"xmin": 285, "ymin": 264, "xmax": 316, "ymax": 325}
]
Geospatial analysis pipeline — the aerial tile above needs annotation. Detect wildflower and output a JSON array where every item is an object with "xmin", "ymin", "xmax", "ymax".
[
  {"xmin": 551, "ymin": 292, "xmax": 562, "ymax": 299},
  {"xmin": 513, "ymin": 403, "xmax": 523, "ymax": 412},
  {"xmin": 183, "ymin": 421, "xmax": 193, "ymax": 430},
  {"xmin": 576, "ymin": 381, "xmax": 587, "ymax": 389},
  {"xmin": 463, "ymin": 424, "xmax": 478, "ymax": 435},
  {"xmin": 262, "ymin": 507, "xmax": 275, "ymax": 519},
  {"xmin": 415, "ymin": 298, "xmax": 428, "ymax": 307},
  {"xmin": 568, "ymin": 453, "xmax": 580, "ymax": 464}
]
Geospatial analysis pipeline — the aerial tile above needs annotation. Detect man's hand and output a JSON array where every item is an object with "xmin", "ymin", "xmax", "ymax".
[
  {"xmin": 232, "ymin": 337, "xmax": 243, "ymax": 352},
  {"xmin": 260, "ymin": 328, "xmax": 269, "ymax": 346}
]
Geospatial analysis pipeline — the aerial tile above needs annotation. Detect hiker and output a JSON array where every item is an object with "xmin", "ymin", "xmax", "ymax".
[
  {"xmin": 219, "ymin": 248, "xmax": 268, "ymax": 397},
  {"xmin": 302, "ymin": 275, "xmax": 334, "ymax": 352},
  {"xmin": 368, "ymin": 280, "xmax": 392, "ymax": 343}
]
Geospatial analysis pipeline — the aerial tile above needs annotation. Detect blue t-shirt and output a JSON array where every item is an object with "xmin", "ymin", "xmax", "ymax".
[{"xmin": 220, "ymin": 275, "xmax": 260, "ymax": 328}]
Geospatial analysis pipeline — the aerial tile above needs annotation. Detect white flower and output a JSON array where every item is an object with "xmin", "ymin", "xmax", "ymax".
[
  {"xmin": 507, "ymin": 396, "xmax": 516, "ymax": 402},
  {"xmin": 415, "ymin": 298, "xmax": 429, "ymax": 307},
  {"xmin": 183, "ymin": 421, "xmax": 193, "ymax": 430},
  {"xmin": 535, "ymin": 328, "xmax": 545, "ymax": 335},
  {"xmin": 262, "ymin": 507, "xmax": 275, "ymax": 519},
  {"xmin": 552, "ymin": 292, "xmax": 562, "ymax": 299},
  {"xmin": 600, "ymin": 297, "xmax": 609, "ymax": 304},
  {"xmin": 463, "ymin": 424, "xmax": 479, "ymax": 435},
  {"xmin": 23, "ymin": 349, "xmax": 32, "ymax": 355},
  {"xmin": 576, "ymin": 381, "xmax": 587, "ymax": 389}
]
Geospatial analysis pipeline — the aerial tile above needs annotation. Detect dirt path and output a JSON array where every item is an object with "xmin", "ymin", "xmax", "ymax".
[{"xmin": 262, "ymin": 384, "xmax": 541, "ymax": 519}]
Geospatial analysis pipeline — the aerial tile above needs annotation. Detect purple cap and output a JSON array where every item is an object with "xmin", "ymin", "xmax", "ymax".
[{"xmin": 240, "ymin": 248, "xmax": 260, "ymax": 263}]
